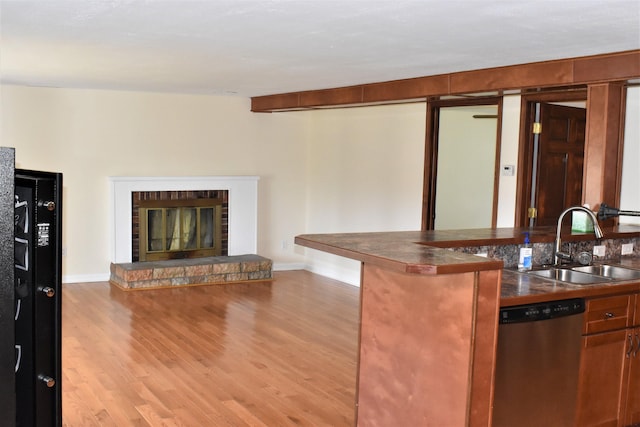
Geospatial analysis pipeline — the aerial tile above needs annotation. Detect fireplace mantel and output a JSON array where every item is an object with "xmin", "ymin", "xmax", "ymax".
[{"xmin": 109, "ymin": 176, "xmax": 259, "ymax": 263}]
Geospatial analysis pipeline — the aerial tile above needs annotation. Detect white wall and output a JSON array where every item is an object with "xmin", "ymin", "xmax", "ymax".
[
  {"xmin": 302, "ymin": 103, "xmax": 426, "ymax": 284},
  {"xmin": 496, "ymin": 95, "xmax": 521, "ymax": 227},
  {"xmin": 620, "ymin": 86, "xmax": 640, "ymax": 224},
  {"xmin": 1, "ymin": 85, "xmax": 310, "ymax": 282},
  {"xmin": 435, "ymin": 105, "xmax": 498, "ymax": 229}
]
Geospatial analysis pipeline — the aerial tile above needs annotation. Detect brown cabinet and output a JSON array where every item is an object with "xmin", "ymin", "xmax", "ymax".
[
  {"xmin": 624, "ymin": 294, "xmax": 640, "ymax": 426},
  {"xmin": 576, "ymin": 293, "xmax": 640, "ymax": 427},
  {"xmin": 356, "ymin": 265, "xmax": 501, "ymax": 427},
  {"xmin": 583, "ymin": 295, "xmax": 632, "ymax": 335},
  {"xmin": 576, "ymin": 328, "xmax": 628, "ymax": 426},
  {"xmin": 624, "ymin": 327, "xmax": 640, "ymax": 426}
]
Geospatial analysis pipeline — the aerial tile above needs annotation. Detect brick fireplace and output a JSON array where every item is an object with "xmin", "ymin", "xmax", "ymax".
[{"xmin": 108, "ymin": 176, "xmax": 271, "ymax": 290}]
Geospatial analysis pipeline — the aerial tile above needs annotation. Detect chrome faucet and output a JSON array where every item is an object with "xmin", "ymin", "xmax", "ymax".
[{"xmin": 554, "ymin": 206, "xmax": 604, "ymax": 266}]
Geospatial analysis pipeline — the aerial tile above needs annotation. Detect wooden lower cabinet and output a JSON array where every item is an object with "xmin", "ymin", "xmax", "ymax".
[
  {"xmin": 624, "ymin": 294, "xmax": 640, "ymax": 426},
  {"xmin": 356, "ymin": 265, "xmax": 501, "ymax": 426},
  {"xmin": 623, "ymin": 326, "xmax": 640, "ymax": 426},
  {"xmin": 575, "ymin": 293, "xmax": 640, "ymax": 427},
  {"xmin": 575, "ymin": 329, "xmax": 628, "ymax": 427}
]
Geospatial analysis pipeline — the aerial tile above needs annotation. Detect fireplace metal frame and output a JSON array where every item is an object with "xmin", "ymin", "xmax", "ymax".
[{"xmin": 138, "ymin": 198, "xmax": 223, "ymax": 262}]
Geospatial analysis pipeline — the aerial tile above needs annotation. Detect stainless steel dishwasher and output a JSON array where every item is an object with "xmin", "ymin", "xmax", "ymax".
[{"xmin": 492, "ymin": 298, "xmax": 585, "ymax": 427}]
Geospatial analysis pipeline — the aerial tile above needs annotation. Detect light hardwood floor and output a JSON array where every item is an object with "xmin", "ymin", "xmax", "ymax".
[{"xmin": 61, "ymin": 270, "xmax": 359, "ymax": 426}]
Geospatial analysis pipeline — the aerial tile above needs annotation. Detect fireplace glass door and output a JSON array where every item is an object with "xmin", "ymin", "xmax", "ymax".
[{"xmin": 140, "ymin": 199, "xmax": 222, "ymax": 261}]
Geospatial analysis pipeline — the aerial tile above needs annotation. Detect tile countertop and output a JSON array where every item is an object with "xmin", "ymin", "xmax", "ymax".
[{"xmin": 295, "ymin": 225, "xmax": 640, "ymax": 306}]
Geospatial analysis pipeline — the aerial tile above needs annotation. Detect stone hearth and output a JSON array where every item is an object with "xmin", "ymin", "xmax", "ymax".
[{"xmin": 110, "ymin": 255, "xmax": 272, "ymax": 290}]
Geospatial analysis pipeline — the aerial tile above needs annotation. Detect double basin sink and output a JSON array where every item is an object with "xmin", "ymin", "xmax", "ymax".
[{"xmin": 522, "ymin": 264, "xmax": 640, "ymax": 285}]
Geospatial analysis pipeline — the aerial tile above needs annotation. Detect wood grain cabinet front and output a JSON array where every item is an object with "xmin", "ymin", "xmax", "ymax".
[
  {"xmin": 583, "ymin": 294, "xmax": 632, "ymax": 335},
  {"xmin": 624, "ymin": 327, "xmax": 640, "ymax": 426},
  {"xmin": 575, "ymin": 293, "xmax": 640, "ymax": 427},
  {"xmin": 623, "ymin": 294, "xmax": 640, "ymax": 426},
  {"xmin": 575, "ymin": 329, "xmax": 628, "ymax": 427}
]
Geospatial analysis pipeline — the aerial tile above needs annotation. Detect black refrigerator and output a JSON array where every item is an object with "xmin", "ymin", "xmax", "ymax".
[{"xmin": 1, "ymin": 147, "xmax": 63, "ymax": 427}]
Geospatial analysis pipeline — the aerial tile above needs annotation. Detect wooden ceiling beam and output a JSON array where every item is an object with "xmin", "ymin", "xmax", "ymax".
[{"xmin": 251, "ymin": 50, "xmax": 640, "ymax": 112}]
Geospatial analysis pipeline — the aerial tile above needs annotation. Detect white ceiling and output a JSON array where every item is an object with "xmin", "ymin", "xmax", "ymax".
[{"xmin": 1, "ymin": 0, "xmax": 639, "ymax": 98}]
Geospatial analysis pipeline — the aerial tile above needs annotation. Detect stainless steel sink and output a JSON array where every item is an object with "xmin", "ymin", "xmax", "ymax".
[
  {"xmin": 525, "ymin": 268, "xmax": 612, "ymax": 284},
  {"xmin": 572, "ymin": 264, "xmax": 640, "ymax": 281}
]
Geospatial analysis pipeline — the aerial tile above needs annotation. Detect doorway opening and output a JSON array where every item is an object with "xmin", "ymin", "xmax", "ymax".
[
  {"xmin": 423, "ymin": 97, "xmax": 502, "ymax": 230},
  {"xmin": 516, "ymin": 89, "xmax": 588, "ymax": 227}
]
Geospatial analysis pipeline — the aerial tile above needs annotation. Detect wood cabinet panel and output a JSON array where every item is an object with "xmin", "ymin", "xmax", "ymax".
[
  {"xmin": 584, "ymin": 295, "xmax": 632, "ymax": 334},
  {"xmin": 583, "ymin": 83, "xmax": 625, "ymax": 209},
  {"xmin": 579, "ymin": 293, "xmax": 640, "ymax": 427},
  {"xmin": 356, "ymin": 265, "xmax": 500, "ymax": 427},
  {"xmin": 357, "ymin": 266, "xmax": 474, "ymax": 426},
  {"xmin": 624, "ymin": 327, "xmax": 640, "ymax": 426},
  {"xmin": 576, "ymin": 329, "xmax": 628, "ymax": 427},
  {"xmin": 468, "ymin": 269, "xmax": 501, "ymax": 426}
]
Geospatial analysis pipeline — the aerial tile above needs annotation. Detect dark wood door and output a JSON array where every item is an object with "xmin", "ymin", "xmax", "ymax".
[{"xmin": 533, "ymin": 103, "xmax": 586, "ymax": 226}]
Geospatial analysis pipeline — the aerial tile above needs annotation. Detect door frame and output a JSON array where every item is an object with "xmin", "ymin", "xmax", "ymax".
[
  {"xmin": 422, "ymin": 96, "xmax": 503, "ymax": 230},
  {"xmin": 515, "ymin": 89, "xmax": 588, "ymax": 227}
]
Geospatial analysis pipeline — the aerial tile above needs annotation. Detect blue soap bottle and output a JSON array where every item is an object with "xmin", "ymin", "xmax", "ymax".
[{"xmin": 518, "ymin": 232, "xmax": 533, "ymax": 271}]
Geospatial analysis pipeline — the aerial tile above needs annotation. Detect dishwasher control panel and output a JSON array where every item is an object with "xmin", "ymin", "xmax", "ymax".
[{"xmin": 500, "ymin": 298, "xmax": 585, "ymax": 324}]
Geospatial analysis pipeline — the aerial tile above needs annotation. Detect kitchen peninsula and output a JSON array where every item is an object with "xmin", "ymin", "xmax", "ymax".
[{"xmin": 295, "ymin": 226, "xmax": 640, "ymax": 426}]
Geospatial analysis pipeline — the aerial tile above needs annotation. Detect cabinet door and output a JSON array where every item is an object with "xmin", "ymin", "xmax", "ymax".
[
  {"xmin": 575, "ymin": 329, "xmax": 628, "ymax": 427},
  {"xmin": 624, "ymin": 327, "xmax": 640, "ymax": 426}
]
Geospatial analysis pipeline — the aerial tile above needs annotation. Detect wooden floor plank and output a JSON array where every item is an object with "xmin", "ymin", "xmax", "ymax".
[{"xmin": 61, "ymin": 271, "xmax": 359, "ymax": 426}]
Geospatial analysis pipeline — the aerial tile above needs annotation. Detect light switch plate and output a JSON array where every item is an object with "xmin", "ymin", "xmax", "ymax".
[
  {"xmin": 622, "ymin": 243, "xmax": 634, "ymax": 255},
  {"xmin": 501, "ymin": 165, "xmax": 515, "ymax": 176},
  {"xmin": 593, "ymin": 245, "xmax": 606, "ymax": 257}
]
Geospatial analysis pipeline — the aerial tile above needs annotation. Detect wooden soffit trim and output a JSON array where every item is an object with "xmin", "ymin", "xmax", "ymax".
[{"xmin": 251, "ymin": 50, "xmax": 640, "ymax": 112}]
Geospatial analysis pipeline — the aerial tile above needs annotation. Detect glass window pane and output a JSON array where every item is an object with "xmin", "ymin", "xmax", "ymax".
[
  {"xmin": 147, "ymin": 209, "xmax": 164, "ymax": 252},
  {"xmin": 166, "ymin": 209, "xmax": 180, "ymax": 250},
  {"xmin": 200, "ymin": 208, "xmax": 214, "ymax": 248},
  {"xmin": 182, "ymin": 208, "xmax": 197, "ymax": 249}
]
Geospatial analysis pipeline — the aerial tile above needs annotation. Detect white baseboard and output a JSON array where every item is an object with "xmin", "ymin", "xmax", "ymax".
[
  {"xmin": 272, "ymin": 262, "xmax": 359, "ymax": 286},
  {"xmin": 63, "ymin": 273, "xmax": 110, "ymax": 284},
  {"xmin": 272, "ymin": 262, "xmax": 306, "ymax": 271},
  {"xmin": 303, "ymin": 262, "xmax": 361, "ymax": 287}
]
